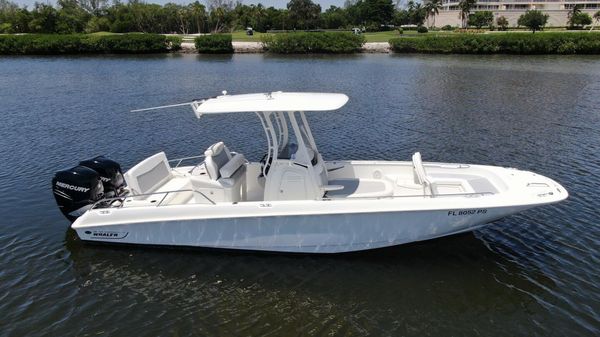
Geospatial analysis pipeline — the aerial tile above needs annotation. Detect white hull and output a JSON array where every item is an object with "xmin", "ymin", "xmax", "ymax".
[
  {"xmin": 71, "ymin": 158, "xmax": 568, "ymax": 253},
  {"xmin": 73, "ymin": 202, "xmax": 535, "ymax": 253}
]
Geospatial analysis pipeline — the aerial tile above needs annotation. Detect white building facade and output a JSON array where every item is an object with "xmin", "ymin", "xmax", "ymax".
[{"xmin": 429, "ymin": 0, "xmax": 600, "ymax": 27}]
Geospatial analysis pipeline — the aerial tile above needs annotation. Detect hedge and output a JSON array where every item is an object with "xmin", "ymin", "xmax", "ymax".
[
  {"xmin": 0, "ymin": 34, "xmax": 181, "ymax": 55},
  {"xmin": 389, "ymin": 33, "xmax": 600, "ymax": 54},
  {"xmin": 194, "ymin": 34, "xmax": 233, "ymax": 53},
  {"xmin": 262, "ymin": 32, "xmax": 365, "ymax": 54}
]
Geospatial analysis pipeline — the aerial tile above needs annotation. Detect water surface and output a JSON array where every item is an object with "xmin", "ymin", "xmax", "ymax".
[{"xmin": 1, "ymin": 54, "xmax": 599, "ymax": 336}]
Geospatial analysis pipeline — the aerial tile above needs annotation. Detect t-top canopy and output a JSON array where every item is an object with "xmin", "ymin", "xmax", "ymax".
[{"xmin": 194, "ymin": 92, "xmax": 349, "ymax": 115}]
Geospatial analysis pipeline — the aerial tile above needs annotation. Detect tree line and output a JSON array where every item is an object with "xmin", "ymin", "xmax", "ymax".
[
  {"xmin": 2, "ymin": 0, "xmax": 598, "ymax": 35},
  {"xmin": 0, "ymin": 0, "xmax": 436, "ymax": 34}
]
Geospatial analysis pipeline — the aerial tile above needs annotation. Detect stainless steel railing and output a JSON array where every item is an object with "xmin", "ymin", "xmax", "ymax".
[
  {"xmin": 168, "ymin": 155, "xmax": 206, "ymax": 168},
  {"xmin": 91, "ymin": 188, "xmax": 215, "ymax": 210},
  {"xmin": 323, "ymin": 191, "xmax": 495, "ymax": 201}
]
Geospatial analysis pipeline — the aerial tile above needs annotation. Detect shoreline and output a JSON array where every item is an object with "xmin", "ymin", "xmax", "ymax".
[{"xmin": 180, "ymin": 41, "xmax": 392, "ymax": 54}]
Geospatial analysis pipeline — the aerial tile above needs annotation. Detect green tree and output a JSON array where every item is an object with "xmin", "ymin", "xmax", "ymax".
[
  {"xmin": 190, "ymin": 1, "xmax": 207, "ymax": 33},
  {"xmin": 56, "ymin": 0, "xmax": 91, "ymax": 33},
  {"xmin": 85, "ymin": 15, "xmax": 110, "ymax": 32},
  {"xmin": 424, "ymin": 0, "xmax": 442, "ymax": 28},
  {"xmin": 287, "ymin": 0, "xmax": 321, "ymax": 29},
  {"xmin": 0, "ymin": 0, "xmax": 31, "ymax": 33},
  {"xmin": 234, "ymin": 4, "xmax": 268, "ymax": 32},
  {"xmin": 569, "ymin": 12, "xmax": 592, "ymax": 29},
  {"xmin": 321, "ymin": 6, "xmax": 349, "ymax": 29},
  {"xmin": 207, "ymin": 0, "xmax": 234, "ymax": 32},
  {"xmin": 344, "ymin": 0, "xmax": 394, "ymax": 28},
  {"xmin": 567, "ymin": 4, "xmax": 582, "ymax": 21},
  {"xmin": 458, "ymin": 0, "xmax": 476, "ymax": 28},
  {"xmin": 496, "ymin": 15, "xmax": 508, "ymax": 31},
  {"xmin": 262, "ymin": 7, "xmax": 288, "ymax": 31},
  {"xmin": 393, "ymin": 9, "xmax": 409, "ymax": 26},
  {"xmin": 362, "ymin": 0, "xmax": 394, "ymax": 26},
  {"xmin": 29, "ymin": 2, "xmax": 59, "ymax": 33},
  {"xmin": 517, "ymin": 10, "xmax": 548, "ymax": 33},
  {"xmin": 567, "ymin": 4, "xmax": 582, "ymax": 28},
  {"xmin": 467, "ymin": 10, "xmax": 493, "ymax": 29},
  {"xmin": 410, "ymin": 3, "xmax": 426, "ymax": 26}
]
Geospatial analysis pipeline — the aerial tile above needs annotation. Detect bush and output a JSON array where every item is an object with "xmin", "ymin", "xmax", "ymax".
[
  {"xmin": 497, "ymin": 16, "xmax": 509, "ymax": 31},
  {"xmin": 569, "ymin": 12, "xmax": 592, "ymax": 29},
  {"xmin": 194, "ymin": 34, "xmax": 233, "ymax": 53},
  {"xmin": 262, "ymin": 32, "xmax": 365, "ymax": 54},
  {"xmin": 417, "ymin": 26, "xmax": 428, "ymax": 33},
  {"xmin": 365, "ymin": 24, "xmax": 380, "ymax": 32},
  {"xmin": 441, "ymin": 25, "xmax": 454, "ymax": 31},
  {"xmin": 165, "ymin": 36, "xmax": 182, "ymax": 50},
  {"xmin": 0, "ymin": 34, "xmax": 177, "ymax": 55},
  {"xmin": 518, "ymin": 10, "xmax": 549, "ymax": 32},
  {"xmin": 468, "ymin": 11, "xmax": 494, "ymax": 29},
  {"xmin": 397, "ymin": 28, "xmax": 404, "ymax": 35},
  {"xmin": 389, "ymin": 33, "xmax": 600, "ymax": 54}
]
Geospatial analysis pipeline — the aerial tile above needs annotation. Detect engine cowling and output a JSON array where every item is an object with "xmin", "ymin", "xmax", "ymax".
[
  {"xmin": 79, "ymin": 156, "xmax": 125, "ymax": 197},
  {"xmin": 52, "ymin": 166, "xmax": 104, "ymax": 221}
]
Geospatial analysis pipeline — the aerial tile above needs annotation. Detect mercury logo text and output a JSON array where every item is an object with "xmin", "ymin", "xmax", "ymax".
[{"xmin": 56, "ymin": 181, "xmax": 89, "ymax": 193}]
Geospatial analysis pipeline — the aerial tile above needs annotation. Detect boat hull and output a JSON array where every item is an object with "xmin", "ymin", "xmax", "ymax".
[{"xmin": 73, "ymin": 205, "xmax": 529, "ymax": 253}]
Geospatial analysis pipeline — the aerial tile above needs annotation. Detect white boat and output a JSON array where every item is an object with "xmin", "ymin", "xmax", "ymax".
[{"xmin": 52, "ymin": 92, "xmax": 568, "ymax": 253}]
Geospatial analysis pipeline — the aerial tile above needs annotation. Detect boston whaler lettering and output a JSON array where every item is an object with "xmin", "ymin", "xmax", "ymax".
[{"xmin": 52, "ymin": 92, "xmax": 568, "ymax": 253}]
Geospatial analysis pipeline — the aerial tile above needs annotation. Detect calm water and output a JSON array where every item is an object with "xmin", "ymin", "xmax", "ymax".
[{"xmin": 1, "ymin": 54, "xmax": 599, "ymax": 336}]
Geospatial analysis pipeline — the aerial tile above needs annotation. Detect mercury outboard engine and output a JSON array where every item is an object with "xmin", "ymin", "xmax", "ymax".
[
  {"xmin": 79, "ymin": 156, "xmax": 125, "ymax": 197},
  {"xmin": 53, "ymin": 156, "xmax": 126, "ymax": 221},
  {"xmin": 52, "ymin": 166, "xmax": 105, "ymax": 221}
]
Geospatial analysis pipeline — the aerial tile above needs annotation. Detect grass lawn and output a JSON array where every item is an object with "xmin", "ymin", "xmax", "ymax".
[
  {"xmin": 227, "ymin": 30, "xmax": 457, "ymax": 43},
  {"xmin": 230, "ymin": 30, "xmax": 269, "ymax": 42}
]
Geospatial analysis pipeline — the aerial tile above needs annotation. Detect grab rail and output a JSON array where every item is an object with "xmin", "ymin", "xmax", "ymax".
[
  {"xmin": 323, "ymin": 191, "xmax": 495, "ymax": 201},
  {"xmin": 91, "ymin": 188, "xmax": 215, "ymax": 210},
  {"xmin": 168, "ymin": 152, "xmax": 240, "ymax": 169},
  {"xmin": 90, "ymin": 189, "xmax": 494, "ymax": 210},
  {"xmin": 168, "ymin": 155, "xmax": 206, "ymax": 168}
]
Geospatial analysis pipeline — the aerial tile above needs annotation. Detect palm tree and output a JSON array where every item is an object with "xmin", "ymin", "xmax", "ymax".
[
  {"xmin": 591, "ymin": 10, "xmax": 600, "ymax": 31},
  {"xmin": 567, "ymin": 4, "xmax": 582, "ymax": 28},
  {"xmin": 413, "ymin": 3, "xmax": 426, "ymax": 26},
  {"xmin": 424, "ymin": 0, "xmax": 443, "ymax": 28},
  {"xmin": 568, "ymin": 4, "xmax": 582, "ymax": 19},
  {"xmin": 458, "ymin": 0, "xmax": 476, "ymax": 28}
]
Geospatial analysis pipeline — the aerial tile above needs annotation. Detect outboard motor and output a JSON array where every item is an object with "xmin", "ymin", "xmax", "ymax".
[
  {"xmin": 79, "ymin": 156, "xmax": 125, "ymax": 197},
  {"xmin": 52, "ymin": 166, "xmax": 105, "ymax": 221}
]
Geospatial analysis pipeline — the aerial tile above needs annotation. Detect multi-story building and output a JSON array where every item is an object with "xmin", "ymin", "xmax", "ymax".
[{"xmin": 430, "ymin": 0, "xmax": 600, "ymax": 27}]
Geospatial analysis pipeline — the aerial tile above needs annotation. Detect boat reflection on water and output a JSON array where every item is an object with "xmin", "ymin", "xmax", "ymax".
[{"xmin": 64, "ymin": 227, "xmax": 556, "ymax": 336}]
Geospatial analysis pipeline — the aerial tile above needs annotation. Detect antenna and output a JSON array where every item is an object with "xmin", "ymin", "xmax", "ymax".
[
  {"xmin": 130, "ymin": 101, "xmax": 200, "ymax": 112},
  {"xmin": 129, "ymin": 92, "xmax": 227, "ymax": 113}
]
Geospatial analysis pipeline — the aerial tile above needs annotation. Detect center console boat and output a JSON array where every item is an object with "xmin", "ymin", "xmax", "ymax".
[{"xmin": 52, "ymin": 92, "xmax": 568, "ymax": 253}]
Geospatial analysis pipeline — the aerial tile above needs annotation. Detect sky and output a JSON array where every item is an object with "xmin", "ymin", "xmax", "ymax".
[{"xmin": 11, "ymin": 0, "xmax": 348, "ymax": 9}]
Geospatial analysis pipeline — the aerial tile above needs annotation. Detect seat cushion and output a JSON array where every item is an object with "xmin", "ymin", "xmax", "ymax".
[
  {"xmin": 219, "ymin": 153, "xmax": 246, "ymax": 179},
  {"xmin": 204, "ymin": 142, "xmax": 232, "ymax": 180},
  {"xmin": 124, "ymin": 152, "xmax": 172, "ymax": 195}
]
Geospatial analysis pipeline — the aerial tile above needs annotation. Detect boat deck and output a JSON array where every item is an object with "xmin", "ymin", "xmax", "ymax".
[{"xmin": 93, "ymin": 160, "xmax": 509, "ymax": 211}]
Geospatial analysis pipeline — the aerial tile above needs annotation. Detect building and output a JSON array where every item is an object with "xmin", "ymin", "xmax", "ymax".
[{"xmin": 429, "ymin": 0, "xmax": 600, "ymax": 27}]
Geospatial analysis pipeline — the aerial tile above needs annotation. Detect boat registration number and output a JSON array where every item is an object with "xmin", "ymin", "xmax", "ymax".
[{"xmin": 448, "ymin": 209, "xmax": 487, "ymax": 216}]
